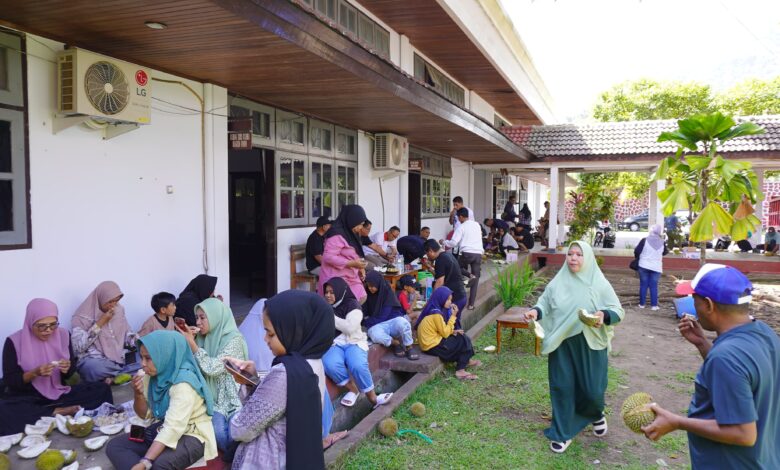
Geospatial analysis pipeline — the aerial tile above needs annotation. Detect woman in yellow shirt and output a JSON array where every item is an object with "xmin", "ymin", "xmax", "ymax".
[
  {"xmin": 415, "ymin": 287, "xmax": 480, "ymax": 380},
  {"xmin": 106, "ymin": 331, "xmax": 217, "ymax": 470}
]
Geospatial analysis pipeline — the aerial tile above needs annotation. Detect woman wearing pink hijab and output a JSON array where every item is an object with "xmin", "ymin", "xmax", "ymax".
[
  {"xmin": 72, "ymin": 281, "xmax": 140, "ymax": 382},
  {"xmin": 0, "ymin": 298, "xmax": 113, "ymax": 434}
]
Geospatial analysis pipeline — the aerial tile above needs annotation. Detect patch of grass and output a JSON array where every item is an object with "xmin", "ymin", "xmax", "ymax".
[
  {"xmin": 673, "ymin": 372, "xmax": 696, "ymax": 383},
  {"xmin": 336, "ymin": 325, "xmax": 632, "ymax": 469}
]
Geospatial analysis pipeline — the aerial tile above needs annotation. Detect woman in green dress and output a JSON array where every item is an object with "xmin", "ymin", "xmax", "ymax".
[{"xmin": 524, "ymin": 241, "xmax": 624, "ymax": 453}]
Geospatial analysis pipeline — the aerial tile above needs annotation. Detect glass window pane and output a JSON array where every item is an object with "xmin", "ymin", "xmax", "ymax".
[
  {"xmin": 338, "ymin": 192, "xmax": 347, "ymax": 213},
  {"xmin": 0, "ymin": 120, "xmax": 10, "ymax": 172},
  {"xmin": 323, "ymin": 192, "xmax": 332, "ymax": 218},
  {"xmin": 0, "ymin": 180, "xmax": 11, "ymax": 231},
  {"xmin": 280, "ymin": 189, "xmax": 292, "ymax": 219},
  {"xmin": 293, "ymin": 121, "xmax": 304, "ymax": 144},
  {"xmin": 347, "ymin": 135, "xmax": 355, "ymax": 155},
  {"xmin": 358, "ymin": 13, "xmax": 374, "ymax": 45},
  {"xmin": 230, "ymin": 105, "xmax": 250, "ymax": 118},
  {"xmin": 375, "ymin": 28, "xmax": 390, "ymax": 57},
  {"xmin": 347, "ymin": 167, "xmax": 355, "ymax": 190},
  {"xmin": 347, "ymin": 193, "xmax": 355, "ymax": 205},
  {"xmin": 0, "ymin": 48, "xmax": 7, "ymax": 91},
  {"xmin": 280, "ymin": 121, "xmax": 290, "ymax": 142},
  {"xmin": 312, "ymin": 190, "xmax": 322, "ymax": 218},
  {"xmin": 294, "ymin": 190, "xmax": 305, "ymax": 218},
  {"xmin": 338, "ymin": 166, "xmax": 346, "ymax": 190},
  {"xmin": 323, "ymin": 163, "xmax": 332, "ymax": 189},
  {"xmin": 322, "ymin": 129, "xmax": 331, "ymax": 151},
  {"xmin": 311, "ymin": 162, "xmax": 321, "ymax": 189},
  {"xmin": 310, "ymin": 127, "xmax": 321, "ymax": 148},
  {"xmin": 280, "ymin": 158, "xmax": 292, "ymax": 187},
  {"xmin": 293, "ymin": 159, "xmax": 305, "ymax": 188}
]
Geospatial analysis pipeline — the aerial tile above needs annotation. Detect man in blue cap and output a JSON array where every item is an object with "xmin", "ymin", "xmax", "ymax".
[{"xmin": 642, "ymin": 264, "xmax": 780, "ymax": 469}]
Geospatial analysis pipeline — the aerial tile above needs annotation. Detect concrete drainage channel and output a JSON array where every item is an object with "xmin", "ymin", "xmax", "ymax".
[{"xmin": 324, "ymin": 260, "xmax": 519, "ymax": 467}]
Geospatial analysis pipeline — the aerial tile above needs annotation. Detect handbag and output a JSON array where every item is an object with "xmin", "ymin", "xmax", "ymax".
[
  {"xmin": 143, "ymin": 420, "xmax": 164, "ymax": 446},
  {"xmin": 629, "ymin": 258, "xmax": 639, "ymax": 271}
]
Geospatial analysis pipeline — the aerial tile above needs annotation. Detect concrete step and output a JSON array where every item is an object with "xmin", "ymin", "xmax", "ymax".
[{"xmin": 378, "ymin": 345, "xmax": 439, "ymax": 373}]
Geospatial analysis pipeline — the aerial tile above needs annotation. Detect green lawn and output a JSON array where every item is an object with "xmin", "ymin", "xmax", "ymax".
[{"xmin": 334, "ymin": 326, "xmax": 647, "ymax": 470}]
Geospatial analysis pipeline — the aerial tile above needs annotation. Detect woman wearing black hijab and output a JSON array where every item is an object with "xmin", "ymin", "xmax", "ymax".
[
  {"xmin": 519, "ymin": 203, "xmax": 533, "ymax": 228},
  {"xmin": 318, "ymin": 205, "xmax": 370, "ymax": 301},
  {"xmin": 229, "ymin": 290, "xmax": 334, "ymax": 470},
  {"xmin": 362, "ymin": 271, "xmax": 419, "ymax": 360},
  {"xmin": 175, "ymin": 274, "xmax": 218, "ymax": 326}
]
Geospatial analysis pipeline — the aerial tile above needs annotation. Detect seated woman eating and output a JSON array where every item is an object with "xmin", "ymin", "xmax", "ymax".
[
  {"xmin": 228, "ymin": 290, "xmax": 334, "ymax": 470},
  {"xmin": 106, "ymin": 331, "xmax": 217, "ymax": 470},
  {"xmin": 415, "ymin": 287, "xmax": 480, "ymax": 380},
  {"xmin": 72, "ymin": 281, "xmax": 140, "ymax": 383},
  {"xmin": 362, "ymin": 271, "xmax": 419, "ymax": 360},
  {"xmin": 0, "ymin": 299, "xmax": 114, "ymax": 435},
  {"xmin": 322, "ymin": 277, "xmax": 392, "ymax": 409},
  {"xmin": 176, "ymin": 298, "xmax": 247, "ymax": 459}
]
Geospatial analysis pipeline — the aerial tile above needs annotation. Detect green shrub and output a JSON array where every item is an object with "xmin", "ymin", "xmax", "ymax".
[{"xmin": 493, "ymin": 260, "xmax": 545, "ymax": 309}]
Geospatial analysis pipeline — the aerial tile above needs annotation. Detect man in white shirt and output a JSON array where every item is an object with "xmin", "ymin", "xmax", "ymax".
[
  {"xmin": 449, "ymin": 196, "xmax": 475, "ymax": 233},
  {"xmin": 444, "ymin": 207, "xmax": 484, "ymax": 310},
  {"xmin": 363, "ymin": 225, "xmax": 401, "ymax": 269}
]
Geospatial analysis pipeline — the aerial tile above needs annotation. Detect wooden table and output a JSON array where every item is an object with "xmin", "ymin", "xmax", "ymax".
[
  {"xmin": 496, "ymin": 306, "xmax": 541, "ymax": 356},
  {"xmin": 382, "ymin": 268, "xmax": 419, "ymax": 291}
]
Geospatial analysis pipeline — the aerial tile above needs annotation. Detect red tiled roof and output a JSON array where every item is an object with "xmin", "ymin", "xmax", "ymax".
[{"xmin": 502, "ymin": 116, "xmax": 780, "ymax": 157}]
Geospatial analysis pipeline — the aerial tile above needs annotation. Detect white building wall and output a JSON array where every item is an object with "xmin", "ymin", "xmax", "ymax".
[
  {"xmin": 0, "ymin": 36, "xmax": 229, "ymax": 347},
  {"xmin": 468, "ymin": 91, "xmax": 495, "ymax": 124}
]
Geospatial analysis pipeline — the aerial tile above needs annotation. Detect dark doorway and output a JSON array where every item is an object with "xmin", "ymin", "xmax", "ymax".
[
  {"xmin": 408, "ymin": 172, "xmax": 421, "ymax": 234},
  {"xmin": 228, "ymin": 148, "xmax": 276, "ymax": 311}
]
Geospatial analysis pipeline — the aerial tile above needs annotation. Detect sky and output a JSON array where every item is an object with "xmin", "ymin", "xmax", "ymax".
[{"xmin": 500, "ymin": 0, "xmax": 780, "ymax": 122}]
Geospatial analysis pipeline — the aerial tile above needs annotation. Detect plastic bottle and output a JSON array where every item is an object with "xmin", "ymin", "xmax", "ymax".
[{"xmin": 424, "ymin": 277, "xmax": 433, "ymax": 300}]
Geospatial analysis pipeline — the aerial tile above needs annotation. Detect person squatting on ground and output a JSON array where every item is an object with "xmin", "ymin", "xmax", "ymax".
[
  {"xmin": 641, "ymin": 264, "xmax": 780, "ymax": 469},
  {"xmin": 524, "ymin": 241, "xmax": 624, "ymax": 453}
]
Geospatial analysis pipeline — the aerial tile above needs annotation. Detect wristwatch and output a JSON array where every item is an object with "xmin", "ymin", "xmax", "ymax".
[{"xmin": 140, "ymin": 458, "xmax": 154, "ymax": 469}]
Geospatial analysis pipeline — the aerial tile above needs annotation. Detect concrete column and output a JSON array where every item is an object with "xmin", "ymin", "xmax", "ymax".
[
  {"xmin": 648, "ymin": 178, "xmax": 665, "ymax": 228},
  {"xmin": 750, "ymin": 168, "xmax": 765, "ymax": 246},
  {"xmin": 557, "ymin": 171, "xmax": 567, "ymax": 243},
  {"xmin": 548, "ymin": 166, "xmax": 560, "ymax": 249}
]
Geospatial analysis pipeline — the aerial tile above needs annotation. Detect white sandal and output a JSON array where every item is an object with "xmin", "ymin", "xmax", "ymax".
[
  {"xmin": 592, "ymin": 417, "xmax": 608, "ymax": 437},
  {"xmin": 372, "ymin": 392, "xmax": 393, "ymax": 409},
  {"xmin": 550, "ymin": 439, "xmax": 572, "ymax": 453},
  {"xmin": 340, "ymin": 391, "xmax": 358, "ymax": 407}
]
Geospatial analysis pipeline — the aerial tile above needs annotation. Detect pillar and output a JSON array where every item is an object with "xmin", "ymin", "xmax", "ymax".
[
  {"xmin": 557, "ymin": 171, "xmax": 567, "ymax": 244},
  {"xmin": 648, "ymin": 178, "xmax": 665, "ymax": 228},
  {"xmin": 750, "ymin": 168, "xmax": 765, "ymax": 246},
  {"xmin": 548, "ymin": 166, "xmax": 560, "ymax": 249}
]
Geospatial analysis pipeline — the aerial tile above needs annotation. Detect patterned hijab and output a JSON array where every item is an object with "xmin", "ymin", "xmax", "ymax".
[
  {"xmin": 10, "ymin": 299, "xmax": 71, "ymax": 400},
  {"xmin": 72, "ymin": 281, "xmax": 129, "ymax": 363}
]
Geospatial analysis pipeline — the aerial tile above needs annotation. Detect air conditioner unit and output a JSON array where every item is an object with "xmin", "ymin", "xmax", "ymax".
[
  {"xmin": 57, "ymin": 48, "xmax": 151, "ymax": 124},
  {"xmin": 373, "ymin": 133, "xmax": 408, "ymax": 171}
]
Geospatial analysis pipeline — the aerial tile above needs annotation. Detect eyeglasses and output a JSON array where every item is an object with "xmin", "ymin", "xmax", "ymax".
[{"xmin": 34, "ymin": 321, "xmax": 59, "ymax": 332}]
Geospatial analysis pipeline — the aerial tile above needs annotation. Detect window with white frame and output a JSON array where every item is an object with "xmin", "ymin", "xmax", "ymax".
[
  {"xmin": 278, "ymin": 153, "xmax": 307, "ymax": 226},
  {"xmin": 310, "ymin": 158, "xmax": 334, "ymax": 220},
  {"xmin": 229, "ymin": 98, "xmax": 275, "ymax": 146},
  {"xmin": 422, "ymin": 176, "xmax": 450, "ymax": 218},
  {"xmin": 0, "ymin": 30, "xmax": 29, "ymax": 249},
  {"xmin": 335, "ymin": 126, "xmax": 357, "ymax": 161},
  {"xmin": 413, "ymin": 54, "xmax": 465, "ymax": 107},
  {"xmin": 336, "ymin": 163, "xmax": 357, "ymax": 213},
  {"xmin": 309, "ymin": 119, "xmax": 333, "ymax": 156},
  {"xmin": 302, "ymin": 0, "xmax": 391, "ymax": 58}
]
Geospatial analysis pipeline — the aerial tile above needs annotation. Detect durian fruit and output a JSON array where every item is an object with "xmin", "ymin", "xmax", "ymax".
[
  {"xmin": 577, "ymin": 309, "xmax": 600, "ymax": 327},
  {"xmin": 0, "ymin": 453, "xmax": 9, "ymax": 470},
  {"xmin": 60, "ymin": 450, "xmax": 77, "ymax": 465},
  {"xmin": 410, "ymin": 402, "xmax": 426, "ymax": 417},
  {"xmin": 1, "ymin": 433, "xmax": 23, "ymax": 446},
  {"xmin": 621, "ymin": 392, "xmax": 656, "ymax": 433},
  {"xmin": 112, "ymin": 373, "xmax": 132, "ymax": 385},
  {"xmin": 531, "ymin": 320, "xmax": 545, "ymax": 339},
  {"xmin": 83, "ymin": 436, "xmax": 109, "ymax": 452},
  {"xmin": 377, "ymin": 418, "xmax": 398, "ymax": 437},
  {"xmin": 25, "ymin": 422, "xmax": 55, "ymax": 436},
  {"xmin": 55, "ymin": 415, "xmax": 71, "ymax": 435},
  {"xmin": 35, "ymin": 449, "xmax": 65, "ymax": 470},
  {"xmin": 17, "ymin": 441, "xmax": 51, "ymax": 459},
  {"xmin": 66, "ymin": 417, "xmax": 94, "ymax": 438},
  {"xmin": 0, "ymin": 439, "xmax": 10, "ymax": 454},
  {"xmin": 98, "ymin": 423, "xmax": 124, "ymax": 436},
  {"xmin": 20, "ymin": 435, "xmax": 47, "ymax": 448}
]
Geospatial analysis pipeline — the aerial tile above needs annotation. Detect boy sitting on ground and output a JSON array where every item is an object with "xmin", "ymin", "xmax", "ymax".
[
  {"xmin": 137, "ymin": 292, "xmax": 177, "ymax": 337},
  {"xmin": 397, "ymin": 275, "xmax": 422, "ymax": 324}
]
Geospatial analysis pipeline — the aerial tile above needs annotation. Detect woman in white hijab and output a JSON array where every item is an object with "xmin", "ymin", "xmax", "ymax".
[
  {"xmin": 633, "ymin": 224, "xmax": 668, "ymax": 310},
  {"xmin": 238, "ymin": 299, "xmax": 274, "ymax": 371}
]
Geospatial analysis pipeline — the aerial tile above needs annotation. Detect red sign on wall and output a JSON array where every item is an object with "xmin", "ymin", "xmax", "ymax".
[{"xmin": 228, "ymin": 118, "xmax": 252, "ymax": 151}]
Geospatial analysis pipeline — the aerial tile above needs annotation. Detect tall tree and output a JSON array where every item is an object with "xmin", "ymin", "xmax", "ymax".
[
  {"xmin": 592, "ymin": 79, "xmax": 715, "ymax": 122},
  {"xmin": 715, "ymin": 77, "xmax": 780, "ymax": 116}
]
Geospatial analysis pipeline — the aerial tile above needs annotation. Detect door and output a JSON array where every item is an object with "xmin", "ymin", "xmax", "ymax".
[{"xmin": 408, "ymin": 172, "xmax": 421, "ymax": 234}]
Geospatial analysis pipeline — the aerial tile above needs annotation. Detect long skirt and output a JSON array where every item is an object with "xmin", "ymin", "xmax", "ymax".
[
  {"xmin": 424, "ymin": 334, "xmax": 474, "ymax": 370},
  {"xmin": 544, "ymin": 333, "xmax": 608, "ymax": 442},
  {"xmin": 0, "ymin": 381, "xmax": 114, "ymax": 434}
]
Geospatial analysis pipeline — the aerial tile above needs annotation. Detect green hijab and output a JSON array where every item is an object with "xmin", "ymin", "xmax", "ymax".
[
  {"xmin": 534, "ymin": 241, "xmax": 623, "ymax": 355},
  {"xmin": 139, "ymin": 331, "xmax": 214, "ymax": 419},
  {"xmin": 194, "ymin": 298, "xmax": 248, "ymax": 399}
]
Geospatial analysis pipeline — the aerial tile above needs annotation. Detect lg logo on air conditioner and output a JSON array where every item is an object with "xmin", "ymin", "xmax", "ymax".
[{"xmin": 135, "ymin": 70, "xmax": 149, "ymax": 96}]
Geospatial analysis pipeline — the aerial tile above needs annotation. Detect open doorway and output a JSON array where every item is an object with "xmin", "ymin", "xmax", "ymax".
[
  {"xmin": 408, "ymin": 171, "xmax": 421, "ymax": 234},
  {"xmin": 228, "ymin": 147, "xmax": 276, "ymax": 317}
]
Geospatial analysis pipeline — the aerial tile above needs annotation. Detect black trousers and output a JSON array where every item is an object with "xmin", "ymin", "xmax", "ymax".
[
  {"xmin": 106, "ymin": 434, "xmax": 205, "ymax": 470},
  {"xmin": 425, "ymin": 334, "xmax": 474, "ymax": 370},
  {"xmin": 458, "ymin": 252, "xmax": 482, "ymax": 306}
]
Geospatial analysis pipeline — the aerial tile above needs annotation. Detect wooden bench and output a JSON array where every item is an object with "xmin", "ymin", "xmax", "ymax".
[
  {"xmin": 496, "ymin": 307, "xmax": 542, "ymax": 356},
  {"xmin": 290, "ymin": 244, "xmax": 318, "ymax": 291}
]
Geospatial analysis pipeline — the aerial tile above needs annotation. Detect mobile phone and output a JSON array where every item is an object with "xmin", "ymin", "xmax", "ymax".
[
  {"xmin": 224, "ymin": 360, "xmax": 258, "ymax": 386},
  {"xmin": 129, "ymin": 424, "xmax": 145, "ymax": 443}
]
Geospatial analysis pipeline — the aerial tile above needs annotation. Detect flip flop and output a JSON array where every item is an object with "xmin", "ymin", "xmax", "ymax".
[
  {"xmin": 550, "ymin": 439, "xmax": 572, "ymax": 453},
  {"xmin": 322, "ymin": 430, "xmax": 349, "ymax": 450},
  {"xmin": 405, "ymin": 347, "xmax": 420, "ymax": 361},
  {"xmin": 456, "ymin": 372, "xmax": 478, "ymax": 381},
  {"xmin": 373, "ymin": 392, "xmax": 393, "ymax": 409},
  {"xmin": 393, "ymin": 344, "xmax": 406, "ymax": 357},
  {"xmin": 340, "ymin": 391, "xmax": 358, "ymax": 407},
  {"xmin": 467, "ymin": 305, "xmax": 476, "ymax": 310},
  {"xmin": 592, "ymin": 417, "xmax": 608, "ymax": 437},
  {"xmin": 467, "ymin": 359, "xmax": 482, "ymax": 368}
]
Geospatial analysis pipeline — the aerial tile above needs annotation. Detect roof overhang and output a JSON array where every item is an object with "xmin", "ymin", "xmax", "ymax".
[{"xmin": 0, "ymin": 0, "xmax": 534, "ymax": 163}]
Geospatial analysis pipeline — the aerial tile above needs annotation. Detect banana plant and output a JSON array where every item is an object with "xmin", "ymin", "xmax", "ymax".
[{"xmin": 654, "ymin": 112, "xmax": 764, "ymax": 262}]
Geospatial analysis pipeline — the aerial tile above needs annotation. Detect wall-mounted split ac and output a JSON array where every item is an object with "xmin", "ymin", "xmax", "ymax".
[
  {"xmin": 373, "ymin": 133, "xmax": 408, "ymax": 171},
  {"xmin": 54, "ymin": 47, "xmax": 152, "ymax": 139}
]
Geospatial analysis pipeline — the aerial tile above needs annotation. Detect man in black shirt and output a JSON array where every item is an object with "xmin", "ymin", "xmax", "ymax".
[
  {"xmin": 305, "ymin": 216, "xmax": 332, "ymax": 275},
  {"xmin": 424, "ymin": 239, "xmax": 467, "ymax": 327}
]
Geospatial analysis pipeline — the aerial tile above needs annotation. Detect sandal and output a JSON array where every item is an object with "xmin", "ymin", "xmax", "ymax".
[
  {"xmin": 322, "ymin": 430, "xmax": 349, "ymax": 450},
  {"xmin": 550, "ymin": 439, "xmax": 572, "ymax": 453},
  {"xmin": 467, "ymin": 359, "xmax": 482, "ymax": 368},
  {"xmin": 372, "ymin": 392, "xmax": 393, "ymax": 409},
  {"xmin": 340, "ymin": 391, "xmax": 358, "ymax": 407},
  {"xmin": 405, "ymin": 347, "xmax": 420, "ymax": 361},
  {"xmin": 592, "ymin": 417, "xmax": 608, "ymax": 437},
  {"xmin": 467, "ymin": 305, "xmax": 476, "ymax": 311},
  {"xmin": 393, "ymin": 344, "xmax": 406, "ymax": 357},
  {"xmin": 455, "ymin": 371, "xmax": 478, "ymax": 381}
]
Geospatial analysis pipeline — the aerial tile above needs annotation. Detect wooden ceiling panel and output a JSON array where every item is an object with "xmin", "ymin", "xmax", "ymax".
[{"xmin": 0, "ymin": 0, "xmax": 532, "ymax": 162}]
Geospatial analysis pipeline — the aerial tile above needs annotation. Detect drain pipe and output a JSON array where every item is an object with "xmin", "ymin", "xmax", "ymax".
[{"xmin": 151, "ymin": 78, "xmax": 209, "ymax": 273}]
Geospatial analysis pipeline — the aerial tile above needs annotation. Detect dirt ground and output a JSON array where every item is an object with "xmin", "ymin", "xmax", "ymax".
[{"xmin": 585, "ymin": 269, "xmax": 780, "ymax": 469}]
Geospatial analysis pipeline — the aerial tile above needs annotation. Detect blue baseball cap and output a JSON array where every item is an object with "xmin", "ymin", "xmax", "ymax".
[{"xmin": 675, "ymin": 264, "xmax": 753, "ymax": 305}]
